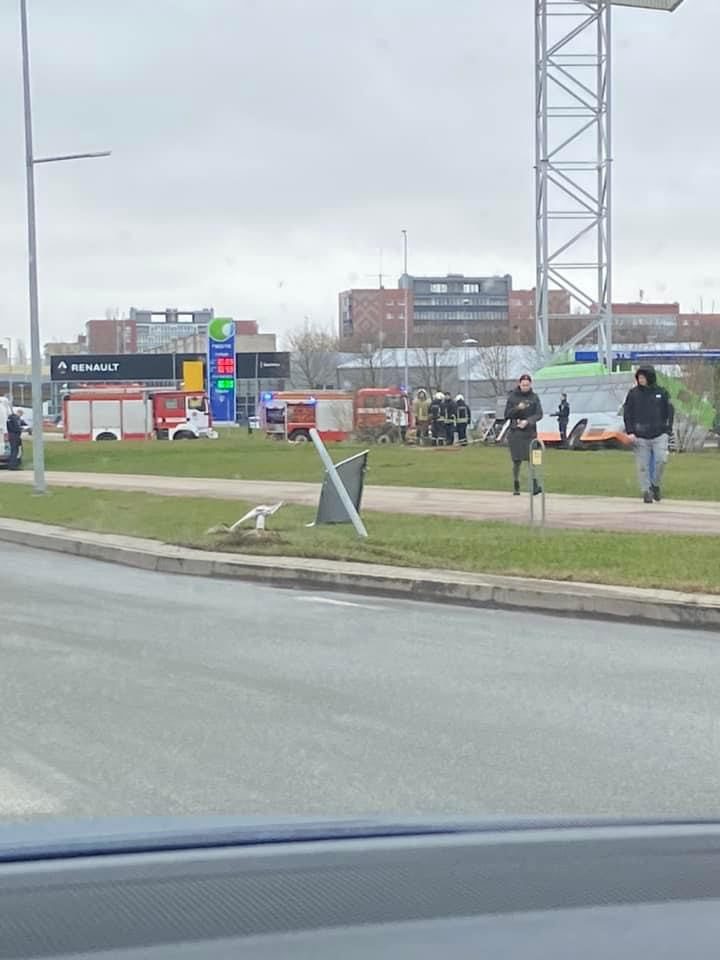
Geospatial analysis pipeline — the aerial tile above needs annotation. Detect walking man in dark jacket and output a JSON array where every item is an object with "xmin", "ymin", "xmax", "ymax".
[
  {"xmin": 623, "ymin": 366, "xmax": 674, "ymax": 503},
  {"xmin": 6, "ymin": 408, "xmax": 23, "ymax": 470}
]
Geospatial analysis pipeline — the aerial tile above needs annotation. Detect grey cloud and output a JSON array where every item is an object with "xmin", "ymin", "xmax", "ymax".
[{"xmin": 0, "ymin": 0, "xmax": 718, "ymax": 342}]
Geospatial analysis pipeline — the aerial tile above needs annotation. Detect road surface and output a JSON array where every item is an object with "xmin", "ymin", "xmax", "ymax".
[
  {"xmin": 2, "ymin": 469, "xmax": 720, "ymax": 534},
  {"xmin": 2, "ymin": 543, "xmax": 719, "ymax": 821}
]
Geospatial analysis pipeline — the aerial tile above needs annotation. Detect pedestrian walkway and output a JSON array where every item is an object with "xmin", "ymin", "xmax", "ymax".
[{"xmin": 2, "ymin": 469, "xmax": 719, "ymax": 535}]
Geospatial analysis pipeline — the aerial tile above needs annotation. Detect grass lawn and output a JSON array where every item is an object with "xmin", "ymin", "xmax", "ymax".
[
  {"xmin": 2, "ymin": 484, "xmax": 718, "ymax": 594},
  {"xmin": 31, "ymin": 432, "xmax": 720, "ymax": 501}
]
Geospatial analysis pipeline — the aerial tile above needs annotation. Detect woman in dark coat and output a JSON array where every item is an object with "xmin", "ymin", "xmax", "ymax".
[{"xmin": 504, "ymin": 373, "xmax": 543, "ymax": 495}]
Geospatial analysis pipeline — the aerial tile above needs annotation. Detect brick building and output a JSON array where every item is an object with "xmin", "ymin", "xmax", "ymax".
[
  {"xmin": 508, "ymin": 288, "xmax": 572, "ymax": 343},
  {"xmin": 338, "ymin": 288, "xmax": 413, "ymax": 345},
  {"xmin": 86, "ymin": 319, "xmax": 137, "ymax": 354}
]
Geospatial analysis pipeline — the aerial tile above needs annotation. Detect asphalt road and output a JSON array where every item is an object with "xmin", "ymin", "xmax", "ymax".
[{"xmin": 2, "ymin": 543, "xmax": 719, "ymax": 821}]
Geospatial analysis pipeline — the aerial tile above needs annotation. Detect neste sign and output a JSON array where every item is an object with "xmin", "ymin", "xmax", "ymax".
[{"xmin": 51, "ymin": 354, "xmax": 175, "ymax": 382}]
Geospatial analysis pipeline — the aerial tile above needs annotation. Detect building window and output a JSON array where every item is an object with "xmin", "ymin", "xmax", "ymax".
[
  {"xmin": 430, "ymin": 283, "xmax": 447, "ymax": 293},
  {"xmin": 463, "ymin": 283, "xmax": 480, "ymax": 294}
]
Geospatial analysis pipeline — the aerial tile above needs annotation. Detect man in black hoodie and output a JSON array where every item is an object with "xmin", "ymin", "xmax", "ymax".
[{"xmin": 623, "ymin": 366, "xmax": 674, "ymax": 504}]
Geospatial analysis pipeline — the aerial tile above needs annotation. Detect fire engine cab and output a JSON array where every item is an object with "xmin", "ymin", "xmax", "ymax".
[
  {"xmin": 63, "ymin": 387, "xmax": 216, "ymax": 441},
  {"xmin": 260, "ymin": 387, "xmax": 411, "ymax": 443}
]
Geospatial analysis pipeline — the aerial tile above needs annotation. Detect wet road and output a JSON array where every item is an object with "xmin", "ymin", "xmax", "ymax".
[{"xmin": 2, "ymin": 543, "xmax": 719, "ymax": 820}]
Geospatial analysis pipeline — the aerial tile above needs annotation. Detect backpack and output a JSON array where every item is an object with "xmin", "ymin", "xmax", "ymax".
[{"xmin": 6, "ymin": 413, "xmax": 22, "ymax": 436}]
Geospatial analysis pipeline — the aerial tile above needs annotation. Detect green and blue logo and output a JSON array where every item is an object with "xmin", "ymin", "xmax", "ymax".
[{"xmin": 208, "ymin": 317, "xmax": 234, "ymax": 342}]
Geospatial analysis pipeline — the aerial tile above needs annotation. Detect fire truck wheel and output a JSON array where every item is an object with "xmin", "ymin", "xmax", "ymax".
[
  {"xmin": 289, "ymin": 430, "xmax": 310, "ymax": 443},
  {"xmin": 95, "ymin": 432, "xmax": 118, "ymax": 441},
  {"xmin": 377, "ymin": 433, "xmax": 392, "ymax": 445},
  {"xmin": 172, "ymin": 430, "xmax": 197, "ymax": 440}
]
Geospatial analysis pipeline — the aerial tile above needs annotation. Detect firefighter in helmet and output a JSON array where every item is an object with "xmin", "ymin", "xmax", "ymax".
[
  {"xmin": 454, "ymin": 394, "xmax": 471, "ymax": 446},
  {"xmin": 429, "ymin": 391, "xmax": 446, "ymax": 445}
]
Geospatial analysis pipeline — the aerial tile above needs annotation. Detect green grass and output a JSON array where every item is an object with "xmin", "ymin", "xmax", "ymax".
[
  {"xmin": 32, "ymin": 432, "xmax": 720, "ymax": 501},
  {"xmin": 2, "ymin": 484, "xmax": 719, "ymax": 594}
]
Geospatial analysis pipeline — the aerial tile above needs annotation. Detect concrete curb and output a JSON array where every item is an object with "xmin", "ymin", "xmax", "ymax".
[{"xmin": 0, "ymin": 517, "xmax": 719, "ymax": 630}]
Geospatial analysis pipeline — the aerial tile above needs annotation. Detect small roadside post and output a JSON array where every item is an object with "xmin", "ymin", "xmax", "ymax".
[
  {"xmin": 309, "ymin": 428, "xmax": 369, "ymax": 539},
  {"xmin": 529, "ymin": 438, "xmax": 546, "ymax": 527}
]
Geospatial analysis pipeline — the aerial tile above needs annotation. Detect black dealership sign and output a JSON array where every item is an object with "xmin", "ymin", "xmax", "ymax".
[
  {"xmin": 235, "ymin": 352, "xmax": 291, "ymax": 379},
  {"xmin": 51, "ymin": 354, "xmax": 175, "ymax": 382}
]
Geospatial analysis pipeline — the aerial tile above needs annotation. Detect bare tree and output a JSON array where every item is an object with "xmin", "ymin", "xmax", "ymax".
[
  {"xmin": 673, "ymin": 361, "xmax": 716, "ymax": 452},
  {"xmin": 410, "ymin": 330, "xmax": 454, "ymax": 393},
  {"xmin": 285, "ymin": 322, "xmax": 340, "ymax": 389},
  {"xmin": 471, "ymin": 342, "xmax": 511, "ymax": 398}
]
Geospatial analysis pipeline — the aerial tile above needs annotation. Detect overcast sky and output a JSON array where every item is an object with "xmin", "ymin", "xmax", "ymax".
[{"xmin": 0, "ymin": 0, "xmax": 716, "ymax": 347}]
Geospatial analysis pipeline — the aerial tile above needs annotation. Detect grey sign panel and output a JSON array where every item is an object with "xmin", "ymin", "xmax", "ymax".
[
  {"xmin": 50, "ymin": 354, "xmax": 175, "ymax": 382},
  {"xmin": 235, "ymin": 352, "xmax": 291, "ymax": 379},
  {"xmin": 315, "ymin": 450, "xmax": 369, "ymax": 525}
]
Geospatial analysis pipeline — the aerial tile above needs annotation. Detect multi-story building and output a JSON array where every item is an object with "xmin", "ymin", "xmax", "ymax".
[
  {"xmin": 399, "ymin": 273, "xmax": 512, "ymax": 334},
  {"xmin": 508, "ymin": 288, "xmax": 572, "ymax": 343},
  {"xmin": 43, "ymin": 335, "xmax": 88, "ymax": 361},
  {"xmin": 678, "ymin": 312, "xmax": 720, "ymax": 345},
  {"xmin": 610, "ymin": 302, "xmax": 679, "ymax": 339},
  {"xmin": 338, "ymin": 288, "xmax": 412, "ymax": 344},
  {"xmin": 86, "ymin": 319, "xmax": 137, "ymax": 354}
]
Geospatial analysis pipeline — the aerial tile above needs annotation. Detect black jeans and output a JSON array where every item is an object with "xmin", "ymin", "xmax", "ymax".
[{"xmin": 8, "ymin": 435, "xmax": 21, "ymax": 469}]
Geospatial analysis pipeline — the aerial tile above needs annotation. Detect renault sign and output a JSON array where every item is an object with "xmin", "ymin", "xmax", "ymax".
[{"xmin": 51, "ymin": 354, "xmax": 175, "ymax": 382}]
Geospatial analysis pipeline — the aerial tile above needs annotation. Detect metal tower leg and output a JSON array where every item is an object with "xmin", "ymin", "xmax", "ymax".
[{"xmin": 535, "ymin": 0, "xmax": 613, "ymax": 368}]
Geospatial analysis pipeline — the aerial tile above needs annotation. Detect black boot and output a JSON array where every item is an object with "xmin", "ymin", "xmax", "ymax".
[
  {"xmin": 643, "ymin": 490, "xmax": 654, "ymax": 504},
  {"xmin": 513, "ymin": 480, "xmax": 520, "ymax": 496},
  {"xmin": 651, "ymin": 484, "xmax": 662, "ymax": 502},
  {"xmin": 533, "ymin": 479, "xmax": 542, "ymax": 496}
]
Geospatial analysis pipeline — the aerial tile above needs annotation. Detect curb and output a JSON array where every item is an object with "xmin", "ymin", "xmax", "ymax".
[{"xmin": 0, "ymin": 518, "xmax": 719, "ymax": 630}]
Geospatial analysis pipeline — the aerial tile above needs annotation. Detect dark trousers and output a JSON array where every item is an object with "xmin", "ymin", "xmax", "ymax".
[
  {"xmin": 431, "ymin": 420, "xmax": 444, "ymax": 443},
  {"xmin": 456, "ymin": 422, "xmax": 468, "ymax": 445},
  {"xmin": 8, "ymin": 435, "xmax": 21, "ymax": 469},
  {"xmin": 558, "ymin": 420, "xmax": 568, "ymax": 446},
  {"xmin": 445, "ymin": 422, "xmax": 455, "ymax": 445}
]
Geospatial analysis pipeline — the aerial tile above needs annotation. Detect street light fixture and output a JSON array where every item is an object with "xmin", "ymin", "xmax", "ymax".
[
  {"xmin": 611, "ymin": 1, "xmax": 685, "ymax": 9},
  {"xmin": 535, "ymin": 0, "xmax": 687, "ymax": 372},
  {"xmin": 20, "ymin": 0, "xmax": 111, "ymax": 494}
]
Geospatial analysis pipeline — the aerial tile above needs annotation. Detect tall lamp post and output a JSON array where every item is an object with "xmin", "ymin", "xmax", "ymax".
[
  {"xmin": 401, "ymin": 229, "xmax": 409, "ymax": 393},
  {"xmin": 535, "ymin": 0, "xmax": 687, "ymax": 372},
  {"xmin": 2, "ymin": 338, "xmax": 12, "ymax": 403},
  {"xmin": 462, "ymin": 338, "xmax": 478, "ymax": 403},
  {"xmin": 20, "ymin": 0, "xmax": 110, "ymax": 494}
]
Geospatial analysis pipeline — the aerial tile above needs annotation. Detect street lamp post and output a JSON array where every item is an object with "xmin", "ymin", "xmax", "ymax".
[
  {"xmin": 2, "ymin": 338, "xmax": 12, "ymax": 403},
  {"xmin": 401, "ymin": 229, "xmax": 409, "ymax": 393},
  {"xmin": 20, "ymin": 0, "xmax": 110, "ymax": 494},
  {"xmin": 462, "ymin": 338, "xmax": 478, "ymax": 404}
]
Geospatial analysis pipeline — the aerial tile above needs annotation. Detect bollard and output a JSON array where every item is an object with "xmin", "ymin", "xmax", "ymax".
[{"xmin": 529, "ymin": 438, "xmax": 546, "ymax": 527}]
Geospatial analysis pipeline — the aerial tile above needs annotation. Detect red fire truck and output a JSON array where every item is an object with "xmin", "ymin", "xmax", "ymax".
[
  {"xmin": 259, "ymin": 387, "xmax": 411, "ymax": 443},
  {"xmin": 63, "ymin": 387, "xmax": 216, "ymax": 441}
]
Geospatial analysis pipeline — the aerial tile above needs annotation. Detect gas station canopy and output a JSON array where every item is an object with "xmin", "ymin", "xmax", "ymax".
[{"xmin": 611, "ymin": 0, "xmax": 685, "ymax": 10}]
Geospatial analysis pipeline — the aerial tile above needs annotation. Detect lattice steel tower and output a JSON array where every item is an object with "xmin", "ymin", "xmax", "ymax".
[{"xmin": 535, "ymin": 0, "xmax": 686, "ymax": 368}]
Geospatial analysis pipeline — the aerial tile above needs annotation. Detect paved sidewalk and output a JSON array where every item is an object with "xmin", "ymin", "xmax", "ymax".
[{"xmin": 2, "ymin": 469, "xmax": 719, "ymax": 535}]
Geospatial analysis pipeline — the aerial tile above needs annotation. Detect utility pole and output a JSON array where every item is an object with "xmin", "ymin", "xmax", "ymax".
[
  {"xmin": 401, "ymin": 230, "xmax": 409, "ymax": 393},
  {"xmin": 19, "ymin": 0, "xmax": 110, "ymax": 493}
]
